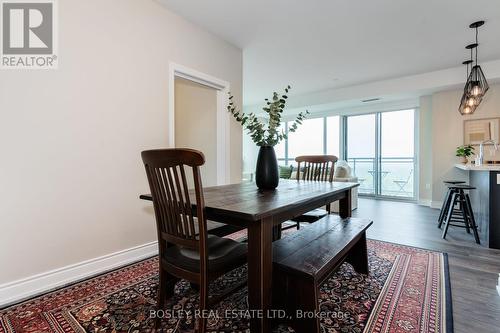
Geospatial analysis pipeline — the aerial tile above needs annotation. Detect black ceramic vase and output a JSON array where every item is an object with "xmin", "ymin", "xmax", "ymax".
[{"xmin": 255, "ymin": 145, "xmax": 279, "ymax": 190}]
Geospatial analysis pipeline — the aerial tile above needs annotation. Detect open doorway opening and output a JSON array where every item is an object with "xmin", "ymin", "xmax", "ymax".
[
  {"xmin": 168, "ymin": 64, "xmax": 231, "ymax": 185},
  {"xmin": 174, "ymin": 77, "xmax": 218, "ymax": 187}
]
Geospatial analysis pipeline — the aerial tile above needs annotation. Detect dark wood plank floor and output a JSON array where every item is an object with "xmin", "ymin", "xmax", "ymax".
[{"xmin": 353, "ymin": 198, "xmax": 500, "ymax": 333}]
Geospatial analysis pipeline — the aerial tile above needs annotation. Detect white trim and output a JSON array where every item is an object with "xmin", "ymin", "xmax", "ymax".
[
  {"xmin": 414, "ymin": 107, "xmax": 420, "ymax": 202},
  {"xmin": 430, "ymin": 201, "xmax": 443, "ymax": 209},
  {"xmin": 417, "ymin": 199, "xmax": 432, "ymax": 207},
  {"xmin": 168, "ymin": 63, "xmax": 231, "ymax": 185},
  {"xmin": 0, "ymin": 242, "xmax": 158, "ymax": 308}
]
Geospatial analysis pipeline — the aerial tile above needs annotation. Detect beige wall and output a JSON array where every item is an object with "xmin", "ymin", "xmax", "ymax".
[
  {"xmin": 420, "ymin": 84, "xmax": 500, "ymax": 206},
  {"xmin": 418, "ymin": 95, "xmax": 433, "ymax": 204},
  {"xmin": 0, "ymin": 0, "xmax": 242, "ymax": 285},
  {"xmin": 174, "ymin": 78, "xmax": 218, "ymax": 187}
]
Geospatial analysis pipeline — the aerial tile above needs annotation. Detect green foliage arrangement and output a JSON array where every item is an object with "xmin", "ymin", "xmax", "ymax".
[
  {"xmin": 227, "ymin": 85, "xmax": 309, "ymax": 146},
  {"xmin": 456, "ymin": 145, "xmax": 475, "ymax": 157}
]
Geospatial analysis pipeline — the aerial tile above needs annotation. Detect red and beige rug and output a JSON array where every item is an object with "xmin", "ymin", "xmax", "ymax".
[{"xmin": 0, "ymin": 239, "xmax": 452, "ymax": 333}]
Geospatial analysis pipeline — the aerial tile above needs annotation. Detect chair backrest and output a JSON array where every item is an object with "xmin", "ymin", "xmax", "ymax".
[
  {"xmin": 141, "ymin": 149, "xmax": 208, "ymax": 255},
  {"xmin": 295, "ymin": 155, "xmax": 338, "ymax": 182}
]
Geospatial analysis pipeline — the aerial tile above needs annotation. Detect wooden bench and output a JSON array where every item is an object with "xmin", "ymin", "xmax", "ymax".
[{"xmin": 272, "ymin": 215, "xmax": 373, "ymax": 333}]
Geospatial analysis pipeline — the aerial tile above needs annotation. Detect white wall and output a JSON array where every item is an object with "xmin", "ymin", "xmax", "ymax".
[
  {"xmin": 424, "ymin": 84, "xmax": 500, "ymax": 206},
  {"xmin": 0, "ymin": 0, "xmax": 242, "ymax": 287}
]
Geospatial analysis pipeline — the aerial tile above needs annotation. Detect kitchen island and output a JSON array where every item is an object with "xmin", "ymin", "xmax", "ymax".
[{"xmin": 455, "ymin": 164, "xmax": 500, "ymax": 248}]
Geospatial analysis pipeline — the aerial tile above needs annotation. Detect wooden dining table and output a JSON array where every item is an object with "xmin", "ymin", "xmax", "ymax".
[{"xmin": 140, "ymin": 179, "xmax": 359, "ymax": 333}]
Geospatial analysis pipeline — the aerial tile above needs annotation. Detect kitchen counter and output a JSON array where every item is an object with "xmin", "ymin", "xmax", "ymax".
[
  {"xmin": 455, "ymin": 163, "xmax": 500, "ymax": 171},
  {"xmin": 455, "ymin": 164, "xmax": 500, "ymax": 249}
]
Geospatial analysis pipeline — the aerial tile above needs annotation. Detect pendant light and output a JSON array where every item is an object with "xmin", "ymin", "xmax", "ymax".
[
  {"xmin": 459, "ymin": 59, "xmax": 474, "ymax": 115},
  {"xmin": 460, "ymin": 21, "xmax": 489, "ymax": 115}
]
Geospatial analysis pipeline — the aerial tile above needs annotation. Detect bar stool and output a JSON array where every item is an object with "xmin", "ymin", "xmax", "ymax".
[
  {"xmin": 437, "ymin": 181, "xmax": 466, "ymax": 228},
  {"xmin": 441, "ymin": 184, "xmax": 480, "ymax": 244}
]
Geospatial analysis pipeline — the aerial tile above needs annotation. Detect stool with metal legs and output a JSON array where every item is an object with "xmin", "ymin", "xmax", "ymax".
[
  {"xmin": 441, "ymin": 184, "xmax": 480, "ymax": 244},
  {"xmin": 437, "ymin": 181, "xmax": 466, "ymax": 228}
]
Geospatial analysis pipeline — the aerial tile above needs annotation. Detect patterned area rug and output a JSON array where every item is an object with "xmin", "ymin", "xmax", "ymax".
[{"xmin": 0, "ymin": 239, "xmax": 452, "ymax": 333}]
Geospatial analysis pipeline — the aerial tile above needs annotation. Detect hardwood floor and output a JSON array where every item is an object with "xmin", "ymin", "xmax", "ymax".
[{"xmin": 353, "ymin": 198, "xmax": 500, "ymax": 333}]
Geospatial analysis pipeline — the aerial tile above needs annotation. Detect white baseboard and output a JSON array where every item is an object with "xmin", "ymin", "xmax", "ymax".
[
  {"xmin": 417, "ymin": 199, "xmax": 432, "ymax": 207},
  {"xmin": 430, "ymin": 201, "xmax": 443, "ymax": 209},
  {"xmin": 0, "ymin": 241, "xmax": 158, "ymax": 308},
  {"xmin": 417, "ymin": 199, "xmax": 443, "ymax": 210}
]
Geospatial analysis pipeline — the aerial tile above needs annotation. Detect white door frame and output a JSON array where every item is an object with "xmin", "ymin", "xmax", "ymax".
[{"xmin": 168, "ymin": 63, "xmax": 231, "ymax": 185}]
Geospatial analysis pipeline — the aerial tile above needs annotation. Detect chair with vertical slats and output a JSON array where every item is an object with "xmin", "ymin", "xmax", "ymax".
[
  {"xmin": 142, "ymin": 149, "xmax": 247, "ymax": 332},
  {"xmin": 283, "ymin": 155, "xmax": 338, "ymax": 231}
]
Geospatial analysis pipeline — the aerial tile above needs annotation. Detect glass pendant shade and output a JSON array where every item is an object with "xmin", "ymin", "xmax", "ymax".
[
  {"xmin": 464, "ymin": 65, "xmax": 489, "ymax": 99},
  {"xmin": 459, "ymin": 92, "xmax": 476, "ymax": 115}
]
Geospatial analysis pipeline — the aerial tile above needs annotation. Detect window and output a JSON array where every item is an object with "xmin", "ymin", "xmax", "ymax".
[
  {"xmin": 277, "ymin": 115, "xmax": 341, "ymax": 166},
  {"xmin": 275, "ymin": 122, "xmax": 286, "ymax": 164},
  {"xmin": 288, "ymin": 118, "xmax": 324, "ymax": 158},
  {"xmin": 246, "ymin": 108, "xmax": 417, "ymax": 200},
  {"xmin": 346, "ymin": 114, "xmax": 376, "ymax": 194},
  {"xmin": 326, "ymin": 116, "xmax": 340, "ymax": 157},
  {"xmin": 380, "ymin": 110, "xmax": 415, "ymax": 197},
  {"xmin": 345, "ymin": 109, "xmax": 416, "ymax": 198}
]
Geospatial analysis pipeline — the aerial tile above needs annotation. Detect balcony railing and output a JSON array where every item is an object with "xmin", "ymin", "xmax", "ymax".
[
  {"xmin": 277, "ymin": 156, "xmax": 415, "ymax": 199},
  {"xmin": 347, "ymin": 157, "xmax": 415, "ymax": 198}
]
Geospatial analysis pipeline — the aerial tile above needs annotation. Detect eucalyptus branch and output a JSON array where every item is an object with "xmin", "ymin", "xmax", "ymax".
[{"xmin": 227, "ymin": 85, "xmax": 309, "ymax": 146}]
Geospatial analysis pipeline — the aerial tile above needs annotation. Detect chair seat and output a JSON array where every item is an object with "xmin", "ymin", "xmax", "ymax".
[
  {"xmin": 291, "ymin": 208, "xmax": 329, "ymax": 223},
  {"xmin": 443, "ymin": 180, "xmax": 466, "ymax": 185},
  {"xmin": 448, "ymin": 184, "xmax": 475, "ymax": 190},
  {"xmin": 164, "ymin": 235, "xmax": 247, "ymax": 273}
]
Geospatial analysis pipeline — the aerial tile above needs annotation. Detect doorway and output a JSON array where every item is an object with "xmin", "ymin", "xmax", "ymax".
[
  {"xmin": 168, "ymin": 63, "xmax": 231, "ymax": 185},
  {"xmin": 345, "ymin": 109, "xmax": 416, "ymax": 199},
  {"xmin": 174, "ymin": 77, "xmax": 218, "ymax": 186}
]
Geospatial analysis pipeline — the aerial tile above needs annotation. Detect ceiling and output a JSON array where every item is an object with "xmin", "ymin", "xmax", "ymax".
[{"xmin": 157, "ymin": 0, "xmax": 500, "ymax": 107}]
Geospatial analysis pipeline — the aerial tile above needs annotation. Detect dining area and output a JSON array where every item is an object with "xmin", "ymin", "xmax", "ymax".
[
  {"xmin": 4, "ymin": 2, "xmax": 499, "ymax": 331},
  {"xmin": 139, "ymin": 148, "xmax": 368, "ymax": 332}
]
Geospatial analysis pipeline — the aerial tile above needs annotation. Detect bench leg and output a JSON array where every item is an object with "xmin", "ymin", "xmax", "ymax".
[
  {"xmin": 346, "ymin": 232, "xmax": 369, "ymax": 275},
  {"xmin": 287, "ymin": 275, "xmax": 320, "ymax": 333}
]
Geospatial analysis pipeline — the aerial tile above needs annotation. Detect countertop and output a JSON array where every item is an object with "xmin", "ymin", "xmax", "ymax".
[{"xmin": 455, "ymin": 163, "xmax": 500, "ymax": 171}]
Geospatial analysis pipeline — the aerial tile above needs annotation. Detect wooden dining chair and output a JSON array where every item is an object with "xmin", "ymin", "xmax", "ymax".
[
  {"xmin": 142, "ymin": 148, "xmax": 247, "ymax": 332},
  {"xmin": 283, "ymin": 155, "xmax": 338, "ymax": 231}
]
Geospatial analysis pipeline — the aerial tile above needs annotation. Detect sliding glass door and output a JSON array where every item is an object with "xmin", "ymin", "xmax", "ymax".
[
  {"xmin": 346, "ymin": 114, "xmax": 376, "ymax": 195},
  {"xmin": 346, "ymin": 109, "xmax": 416, "ymax": 199},
  {"xmin": 380, "ymin": 110, "xmax": 415, "ymax": 198}
]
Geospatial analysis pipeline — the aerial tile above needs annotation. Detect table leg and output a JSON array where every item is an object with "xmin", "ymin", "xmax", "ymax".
[
  {"xmin": 247, "ymin": 217, "xmax": 273, "ymax": 333},
  {"xmin": 272, "ymin": 224, "xmax": 282, "ymax": 241},
  {"xmin": 339, "ymin": 189, "xmax": 352, "ymax": 218}
]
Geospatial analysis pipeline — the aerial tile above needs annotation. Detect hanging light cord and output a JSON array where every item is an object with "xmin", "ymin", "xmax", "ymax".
[
  {"xmin": 469, "ymin": 48, "xmax": 473, "ymax": 76},
  {"xmin": 474, "ymin": 27, "xmax": 479, "ymax": 86}
]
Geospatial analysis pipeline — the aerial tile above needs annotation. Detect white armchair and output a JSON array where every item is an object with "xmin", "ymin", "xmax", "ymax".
[{"xmin": 332, "ymin": 160, "xmax": 358, "ymax": 212}]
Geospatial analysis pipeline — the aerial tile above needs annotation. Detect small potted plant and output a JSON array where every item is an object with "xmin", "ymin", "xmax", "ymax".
[
  {"xmin": 456, "ymin": 145, "xmax": 475, "ymax": 164},
  {"xmin": 227, "ymin": 86, "xmax": 309, "ymax": 190}
]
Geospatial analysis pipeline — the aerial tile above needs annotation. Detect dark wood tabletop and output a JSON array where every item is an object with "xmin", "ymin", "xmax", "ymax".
[
  {"xmin": 140, "ymin": 179, "xmax": 359, "ymax": 222},
  {"xmin": 140, "ymin": 179, "xmax": 359, "ymax": 333}
]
